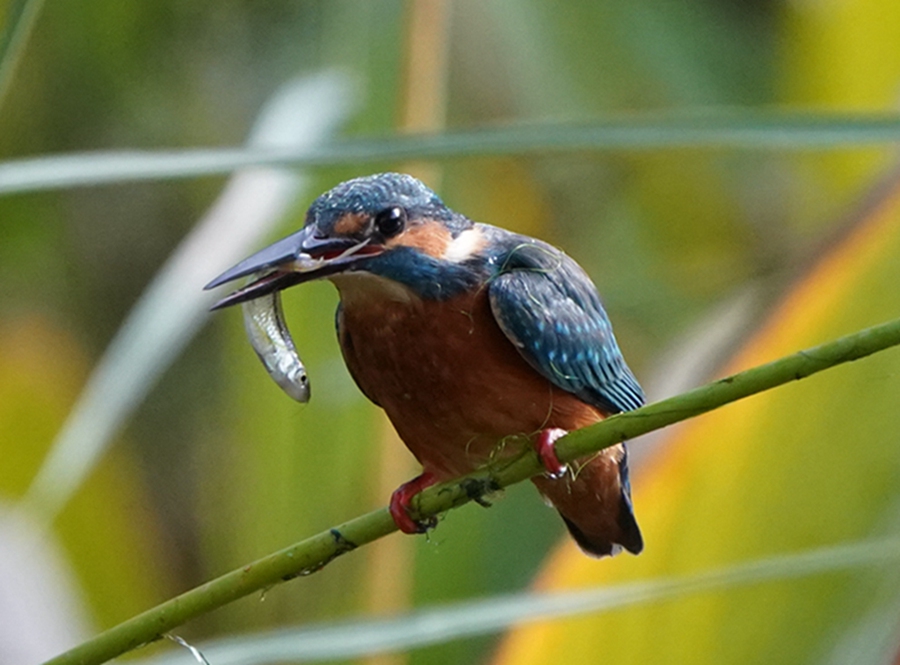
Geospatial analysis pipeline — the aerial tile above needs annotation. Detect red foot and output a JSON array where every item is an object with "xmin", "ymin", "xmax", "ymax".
[
  {"xmin": 536, "ymin": 428, "xmax": 568, "ymax": 479},
  {"xmin": 390, "ymin": 472, "xmax": 438, "ymax": 534}
]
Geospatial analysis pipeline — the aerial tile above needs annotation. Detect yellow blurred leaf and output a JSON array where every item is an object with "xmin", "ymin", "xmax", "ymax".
[
  {"xmin": 0, "ymin": 315, "xmax": 174, "ymax": 629},
  {"xmin": 493, "ymin": 174, "xmax": 900, "ymax": 664},
  {"xmin": 781, "ymin": 0, "xmax": 900, "ymax": 228}
]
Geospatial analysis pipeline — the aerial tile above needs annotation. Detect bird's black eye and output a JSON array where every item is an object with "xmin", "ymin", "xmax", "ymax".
[{"xmin": 374, "ymin": 206, "xmax": 407, "ymax": 238}]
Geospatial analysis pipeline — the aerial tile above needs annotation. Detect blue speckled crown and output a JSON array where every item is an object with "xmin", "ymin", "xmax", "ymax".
[{"xmin": 306, "ymin": 173, "xmax": 460, "ymax": 231}]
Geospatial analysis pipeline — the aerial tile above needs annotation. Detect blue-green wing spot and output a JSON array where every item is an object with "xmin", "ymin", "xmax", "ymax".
[{"xmin": 488, "ymin": 251, "xmax": 644, "ymax": 415}]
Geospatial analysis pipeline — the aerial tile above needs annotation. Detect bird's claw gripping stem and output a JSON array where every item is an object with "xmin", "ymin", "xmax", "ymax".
[
  {"xmin": 536, "ymin": 428, "xmax": 568, "ymax": 479},
  {"xmin": 390, "ymin": 472, "xmax": 438, "ymax": 534}
]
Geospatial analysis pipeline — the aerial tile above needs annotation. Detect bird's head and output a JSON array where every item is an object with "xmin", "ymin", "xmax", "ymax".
[{"xmin": 206, "ymin": 173, "xmax": 484, "ymax": 308}]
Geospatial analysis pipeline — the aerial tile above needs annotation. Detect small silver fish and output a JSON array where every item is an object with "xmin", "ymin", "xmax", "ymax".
[{"xmin": 241, "ymin": 288, "xmax": 310, "ymax": 403}]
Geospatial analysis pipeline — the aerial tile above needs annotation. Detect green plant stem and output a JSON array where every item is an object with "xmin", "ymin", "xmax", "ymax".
[
  {"xmin": 6, "ymin": 112, "xmax": 900, "ymax": 195},
  {"xmin": 0, "ymin": 0, "xmax": 46, "ymax": 112},
  {"xmin": 44, "ymin": 315, "xmax": 900, "ymax": 665}
]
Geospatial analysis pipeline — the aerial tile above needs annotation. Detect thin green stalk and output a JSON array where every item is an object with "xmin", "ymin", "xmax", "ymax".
[
  {"xmin": 43, "ymin": 315, "xmax": 900, "ymax": 665},
  {"xmin": 0, "ymin": 0, "xmax": 46, "ymax": 112},
  {"xmin": 141, "ymin": 536, "xmax": 900, "ymax": 665},
  {"xmin": 5, "ymin": 112, "xmax": 900, "ymax": 194}
]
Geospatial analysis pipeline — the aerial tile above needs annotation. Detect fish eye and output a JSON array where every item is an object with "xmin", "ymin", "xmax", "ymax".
[{"xmin": 374, "ymin": 206, "xmax": 407, "ymax": 238}]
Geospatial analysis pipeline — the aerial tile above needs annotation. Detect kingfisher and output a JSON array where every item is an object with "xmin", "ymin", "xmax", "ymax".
[{"xmin": 207, "ymin": 173, "xmax": 643, "ymax": 557}]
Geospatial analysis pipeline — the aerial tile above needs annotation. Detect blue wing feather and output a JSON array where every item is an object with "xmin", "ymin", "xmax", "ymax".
[{"xmin": 487, "ymin": 238, "xmax": 644, "ymax": 414}]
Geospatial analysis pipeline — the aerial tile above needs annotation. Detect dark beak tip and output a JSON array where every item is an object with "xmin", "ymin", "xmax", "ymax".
[
  {"xmin": 204, "ymin": 226, "xmax": 381, "ymax": 308},
  {"xmin": 207, "ymin": 287, "xmax": 245, "ymax": 311},
  {"xmin": 209, "ymin": 297, "xmax": 231, "ymax": 311},
  {"xmin": 204, "ymin": 276, "xmax": 225, "ymax": 291},
  {"xmin": 206, "ymin": 270, "xmax": 307, "ymax": 311},
  {"xmin": 204, "ymin": 262, "xmax": 251, "ymax": 290},
  {"xmin": 205, "ymin": 226, "xmax": 317, "ymax": 293},
  {"xmin": 204, "ymin": 259, "xmax": 269, "ymax": 292}
]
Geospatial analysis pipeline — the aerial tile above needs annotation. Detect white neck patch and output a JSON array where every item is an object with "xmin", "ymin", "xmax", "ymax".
[{"xmin": 442, "ymin": 228, "xmax": 484, "ymax": 263}]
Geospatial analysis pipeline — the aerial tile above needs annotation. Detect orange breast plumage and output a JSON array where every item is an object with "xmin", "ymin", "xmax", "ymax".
[{"xmin": 331, "ymin": 271, "xmax": 605, "ymax": 479}]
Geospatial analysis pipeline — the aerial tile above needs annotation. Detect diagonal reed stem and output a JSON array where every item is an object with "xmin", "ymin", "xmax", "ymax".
[
  {"xmin": 43, "ymin": 315, "xmax": 900, "ymax": 665},
  {"xmin": 0, "ymin": 0, "xmax": 46, "ymax": 112},
  {"xmin": 5, "ymin": 113, "xmax": 900, "ymax": 195}
]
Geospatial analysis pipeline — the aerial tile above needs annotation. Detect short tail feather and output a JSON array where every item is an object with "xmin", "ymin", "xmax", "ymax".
[{"xmin": 532, "ymin": 443, "xmax": 642, "ymax": 557}]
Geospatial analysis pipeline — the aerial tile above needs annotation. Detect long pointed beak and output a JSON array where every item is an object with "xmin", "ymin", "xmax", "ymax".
[{"xmin": 205, "ymin": 225, "xmax": 382, "ymax": 310}]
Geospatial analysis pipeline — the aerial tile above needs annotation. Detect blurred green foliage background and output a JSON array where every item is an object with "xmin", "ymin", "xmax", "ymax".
[{"xmin": 2, "ymin": 1, "xmax": 900, "ymax": 664}]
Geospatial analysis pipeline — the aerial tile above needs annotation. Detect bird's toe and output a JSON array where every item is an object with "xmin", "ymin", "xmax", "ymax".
[{"xmin": 389, "ymin": 472, "xmax": 438, "ymax": 534}]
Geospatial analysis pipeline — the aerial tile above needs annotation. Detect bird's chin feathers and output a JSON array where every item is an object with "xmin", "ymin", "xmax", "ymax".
[{"xmin": 330, "ymin": 271, "xmax": 422, "ymax": 308}]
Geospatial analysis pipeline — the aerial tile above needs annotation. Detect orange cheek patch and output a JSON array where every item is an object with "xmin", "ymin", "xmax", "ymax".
[
  {"xmin": 334, "ymin": 212, "xmax": 369, "ymax": 236},
  {"xmin": 388, "ymin": 220, "xmax": 452, "ymax": 258}
]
